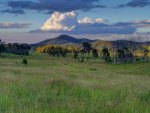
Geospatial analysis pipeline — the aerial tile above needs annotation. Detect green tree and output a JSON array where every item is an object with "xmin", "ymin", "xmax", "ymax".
[
  {"xmin": 92, "ymin": 49, "xmax": 98, "ymax": 58},
  {"xmin": 82, "ymin": 42, "xmax": 92, "ymax": 54},
  {"xmin": 0, "ymin": 40, "xmax": 6, "ymax": 55},
  {"xmin": 102, "ymin": 47, "xmax": 112, "ymax": 63}
]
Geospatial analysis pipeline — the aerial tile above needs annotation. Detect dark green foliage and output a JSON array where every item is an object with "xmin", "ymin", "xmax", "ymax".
[
  {"xmin": 73, "ymin": 51, "xmax": 79, "ymax": 60},
  {"xmin": 102, "ymin": 47, "xmax": 112, "ymax": 63},
  {"xmin": 22, "ymin": 58, "xmax": 28, "ymax": 65},
  {"xmin": 81, "ymin": 42, "xmax": 92, "ymax": 62},
  {"xmin": 0, "ymin": 40, "xmax": 6, "ymax": 55},
  {"xmin": 79, "ymin": 49, "xmax": 85, "ymax": 62},
  {"xmin": 6, "ymin": 43, "xmax": 31, "ymax": 56},
  {"xmin": 92, "ymin": 49, "xmax": 98, "ymax": 58},
  {"xmin": 117, "ymin": 49, "xmax": 125, "ymax": 60},
  {"xmin": 102, "ymin": 48, "xmax": 110, "ymax": 57},
  {"xmin": 116, "ymin": 47, "xmax": 134, "ymax": 63},
  {"xmin": 62, "ymin": 49, "xmax": 68, "ymax": 57},
  {"xmin": 48, "ymin": 46, "xmax": 68, "ymax": 58},
  {"xmin": 82, "ymin": 42, "xmax": 92, "ymax": 53}
]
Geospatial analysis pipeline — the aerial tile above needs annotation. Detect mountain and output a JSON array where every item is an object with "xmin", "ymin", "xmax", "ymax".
[
  {"xmin": 32, "ymin": 35, "xmax": 97, "ymax": 47},
  {"xmin": 31, "ymin": 34, "xmax": 150, "ymax": 48}
]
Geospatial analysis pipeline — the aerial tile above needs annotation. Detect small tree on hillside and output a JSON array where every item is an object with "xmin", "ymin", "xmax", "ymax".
[{"xmin": 102, "ymin": 47, "xmax": 112, "ymax": 63}]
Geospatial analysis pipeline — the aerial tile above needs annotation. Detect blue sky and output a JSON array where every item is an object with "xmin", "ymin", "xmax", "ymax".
[{"xmin": 0, "ymin": 0, "xmax": 150, "ymax": 43}]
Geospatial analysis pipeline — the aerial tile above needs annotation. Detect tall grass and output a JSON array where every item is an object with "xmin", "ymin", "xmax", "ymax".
[{"xmin": 0, "ymin": 54, "xmax": 150, "ymax": 113}]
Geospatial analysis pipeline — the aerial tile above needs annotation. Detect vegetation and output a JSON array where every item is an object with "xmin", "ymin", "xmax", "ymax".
[
  {"xmin": 22, "ymin": 58, "xmax": 28, "ymax": 65},
  {"xmin": 0, "ymin": 53, "xmax": 150, "ymax": 113},
  {"xmin": 0, "ymin": 38, "xmax": 150, "ymax": 112},
  {"xmin": 35, "ymin": 40, "xmax": 150, "ymax": 62},
  {"xmin": 0, "ymin": 40, "xmax": 6, "ymax": 55},
  {"xmin": 102, "ymin": 47, "xmax": 112, "ymax": 63},
  {"xmin": 0, "ymin": 41, "xmax": 31, "ymax": 56}
]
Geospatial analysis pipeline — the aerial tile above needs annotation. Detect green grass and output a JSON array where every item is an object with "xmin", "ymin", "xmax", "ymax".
[{"xmin": 0, "ymin": 54, "xmax": 150, "ymax": 113}]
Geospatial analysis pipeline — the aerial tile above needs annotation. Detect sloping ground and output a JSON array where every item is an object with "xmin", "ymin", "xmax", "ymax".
[
  {"xmin": 0, "ymin": 54, "xmax": 150, "ymax": 113},
  {"xmin": 32, "ymin": 35, "xmax": 96, "ymax": 47}
]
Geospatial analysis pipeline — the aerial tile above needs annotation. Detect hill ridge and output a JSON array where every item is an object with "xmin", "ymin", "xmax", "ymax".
[{"xmin": 32, "ymin": 34, "xmax": 97, "ymax": 47}]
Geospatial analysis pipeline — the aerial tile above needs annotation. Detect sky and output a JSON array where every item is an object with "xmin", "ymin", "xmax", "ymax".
[{"xmin": 0, "ymin": 0, "xmax": 150, "ymax": 43}]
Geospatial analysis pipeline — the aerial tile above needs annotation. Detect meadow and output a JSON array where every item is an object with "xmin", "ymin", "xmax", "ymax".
[{"xmin": 0, "ymin": 53, "xmax": 150, "ymax": 113}]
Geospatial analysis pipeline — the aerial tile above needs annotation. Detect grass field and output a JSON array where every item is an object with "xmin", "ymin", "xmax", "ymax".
[{"xmin": 0, "ymin": 53, "xmax": 150, "ymax": 113}]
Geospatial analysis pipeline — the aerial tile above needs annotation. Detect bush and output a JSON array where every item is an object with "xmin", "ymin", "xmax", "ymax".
[
  {"xmin": 22, "ymin": 58, "xmax": 28, "ymax": 65},
  {"xmin": 104, "ymin": 56, "xmax": 112, "ymax": 63}
]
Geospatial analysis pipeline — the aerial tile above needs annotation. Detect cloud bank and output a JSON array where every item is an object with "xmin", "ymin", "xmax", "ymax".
[
  {"xmin": 118, "ymin": 0, "xmax": 150, "ymax": 8},
  {"xmin": 0, "ymin": 9, "xmax": 25, "ymax": 15},
  {"xmin": 1, "ymin": 0, "xmax": 150, "ymax": 15},
  {"xmin": 0, "ymin": 22, "xmax": 31, "ymax": 29},
  {"xmin": 6, "ymin": 0, "xmax": 105, "ymax": 14},
  {"xmin": 32, "ymin": 11, "xmax": 150, "ymax": 34}
]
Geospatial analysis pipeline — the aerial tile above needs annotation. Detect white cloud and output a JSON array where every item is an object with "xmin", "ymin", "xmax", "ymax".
[
  {"xmin": 41, "ymin": 11, "xmax": 77, "ymax": 31},
  {"xmin": 78, "ymin": 17, "xmax": 109, "ymax": 24},
  {"xmin": 38, "ymin": 11, "xmax": 150, "ymax": 34},
  {"xmin": 40, "ymin": 11, "xmax": 109, "ymax": 32}
]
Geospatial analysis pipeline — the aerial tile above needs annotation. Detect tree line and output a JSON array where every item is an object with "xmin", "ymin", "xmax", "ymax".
[
  {"xmin": 36, "ymin": 41, "xmax": 149, "ymax": 63},
  {"xmin": 0, "ymin": 39, "xmax": 31, "ymax": 56},
  {"xmin": 1, "ymin": 39, "xmax": 149, "ymax": 63}
]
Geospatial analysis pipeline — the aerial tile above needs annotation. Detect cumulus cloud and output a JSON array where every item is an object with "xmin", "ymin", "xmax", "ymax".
[
  {"xmin": 41, "ymin": 11, "xmax": 77, "ymax": 31},
  {"xmin": 32, "ymin": 11, "xmax": 150, "ymax": 34},
  {"xmin": 0, "ymin": 22, "xmax": 31, "ymax": 29},
  {"xmin": 118, "ymin": 0, "xmax": 150, "ymax": 8},
  {"xmin": 7, "ymin": 0, "xmax": 105, "ymax": 13},
  {"xmin": 78, "ymin": 17, "xmax": 109, "ymax": 24}
]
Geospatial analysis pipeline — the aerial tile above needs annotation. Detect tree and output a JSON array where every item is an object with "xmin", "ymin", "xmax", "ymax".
[
  {"xmin": 82, "ymin": 42, "xmax": 92, "ymax": 61},
  {"xmin": 144, "ymin": 49, "xmax": 149, "ymax": 62},
  {"xmin": 92, "ymin": 49, "xmax": 98, "ymax": 58},
  {"xmin": 80, "ymin": 49, "xmax": 85, "ymax": 62},
  {"xmin": 123, "ymin": 47, "xmax": 134, "ymax": 63},
  {"xmin": 102, "ymin": 47, "xmax": 112, "ymax": 63},
  {"xmin": 116, "ymin": 49, "xmax": 125, "ymax": 63},
  {"xmin": 0, "ymin": 40, "xmax": 6, "ymax": 55},
  {"xmin": 82, "ymin": 42, "xmax": 92, "ymax": 54},
  {"xmin": 5, "ymin": 43, "xmax": 31, "ymax": 56},
  {"xmin": 73, "ymin": 51, "xmax": 79, "ymax": 60},
  {"xmin": 61, "ymin": 49, "xmax": 68, "ymax": 57}
]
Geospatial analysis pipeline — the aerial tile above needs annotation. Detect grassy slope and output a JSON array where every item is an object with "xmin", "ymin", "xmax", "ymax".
[{"xmin": 0, "ymin": 54, "xmax": 150, "ymax": 113}]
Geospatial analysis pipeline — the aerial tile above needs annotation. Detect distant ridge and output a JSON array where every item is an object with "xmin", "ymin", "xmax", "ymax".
[
  {"xmin": 31, "ymin": 34, "xmax": 150, "ymax": 48},
  {"xmin": 32, "ymin": 35, "xmax": 97, "ymax": 47}
]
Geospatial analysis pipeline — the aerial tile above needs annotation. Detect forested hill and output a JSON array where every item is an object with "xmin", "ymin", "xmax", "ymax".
[{"xmin": 31, "ymin": 34, "xmax": 150, "ymax": 49}]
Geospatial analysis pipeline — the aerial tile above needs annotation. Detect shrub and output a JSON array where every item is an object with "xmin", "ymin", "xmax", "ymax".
[{"xmin": 22, "ymin": 58, "xmax": 28, "ymax": 65}]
